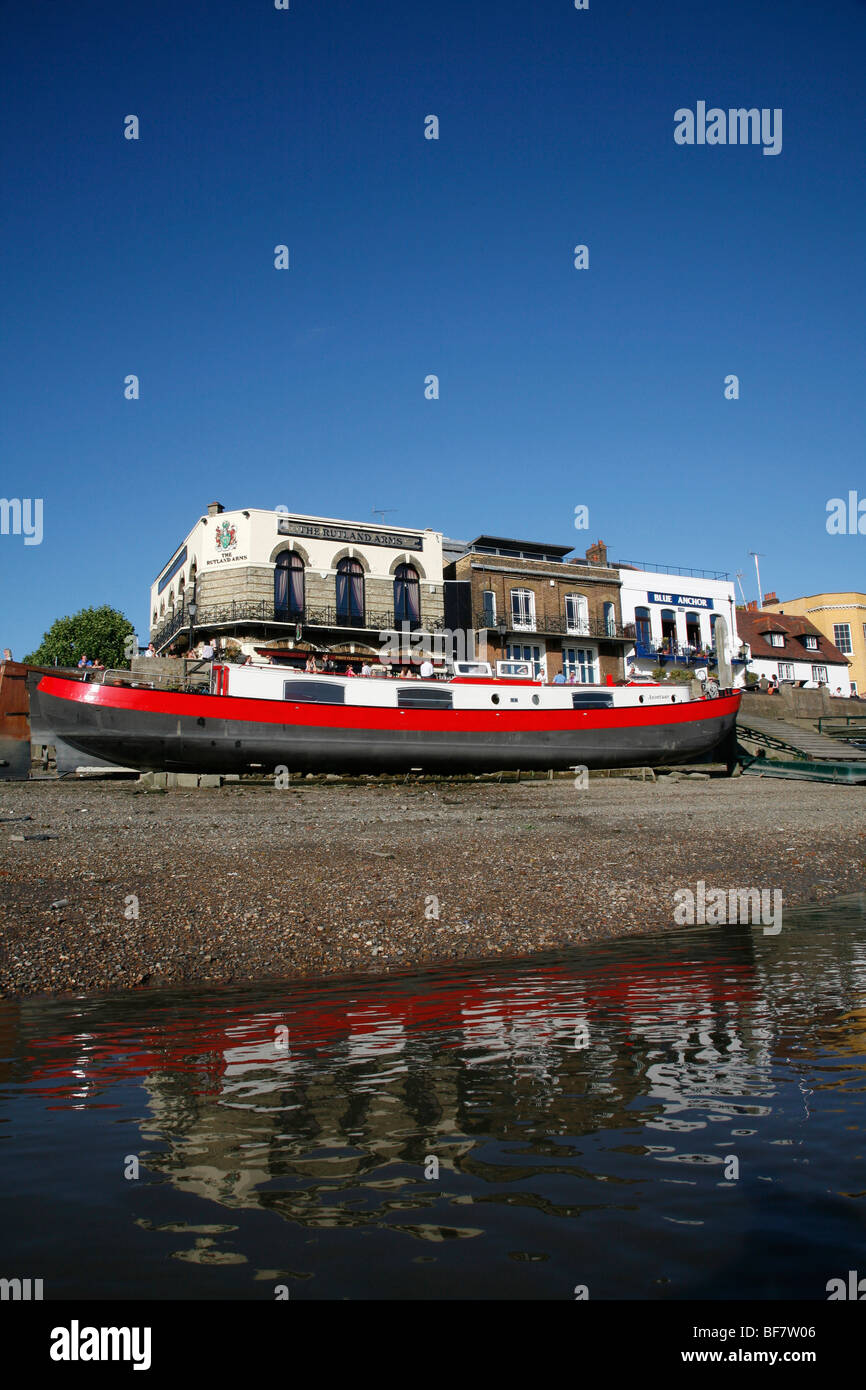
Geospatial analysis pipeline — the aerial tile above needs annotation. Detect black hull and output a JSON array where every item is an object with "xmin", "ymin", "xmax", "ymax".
[{"xmin": 38, "ymin": 690, "xmax": 739, "ymax": 775}]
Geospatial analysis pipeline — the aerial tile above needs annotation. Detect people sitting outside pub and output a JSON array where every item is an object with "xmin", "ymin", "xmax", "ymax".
[{"xmin": 552, "ymin": 669, "xmax": 567, "ymax": 685}]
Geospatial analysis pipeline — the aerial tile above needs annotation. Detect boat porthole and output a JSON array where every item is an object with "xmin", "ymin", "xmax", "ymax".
[
  {"xmin": 491, "ymin": 694, "xmax": 500, "ymax": 704},
  {"xmin": 197, "ymin": 717, "xmax": 206, "ymax": 727},
  {"xmin": 639, "ymin": 695, "xmax": 644, "ymax": 703},
  {"xmin": 532, "ymin": 694, "xmax": 540, "ymax": 705}
]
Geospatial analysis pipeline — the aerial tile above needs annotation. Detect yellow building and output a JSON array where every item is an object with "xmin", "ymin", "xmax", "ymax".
[{"xmin": 763, "ymin": 592, "xmax": 866, "ymax": 695}]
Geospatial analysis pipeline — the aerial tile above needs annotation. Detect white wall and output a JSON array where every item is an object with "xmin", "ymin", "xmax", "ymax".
[
  {"xmin": 150, "ymin": 508, "xmax": 444, "ymax": 624},
  {"xmin": 617, "ymin": 568, "xmax": 742, "ymax": 680},
  {"xmin": 747, "ymin": 653, "xmax": 851, "ymax": 695}
]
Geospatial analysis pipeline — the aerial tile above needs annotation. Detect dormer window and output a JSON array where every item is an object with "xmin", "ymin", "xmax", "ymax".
[
  {"xmin": 803, "ymin": 635, "xmax": 818, "ymax": 651},
  {"xmin": 769, "ymin": 632, "xmax": 785, "ymax": 647}
]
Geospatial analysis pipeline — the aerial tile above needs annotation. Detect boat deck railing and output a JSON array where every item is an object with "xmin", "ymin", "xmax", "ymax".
[{"xmin": 89, "ymin": 662, "xmax": 213, "ymax": 692}]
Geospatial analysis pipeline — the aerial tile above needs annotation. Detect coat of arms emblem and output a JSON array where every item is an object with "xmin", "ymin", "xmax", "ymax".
[{"xmin": 215, "ymin": 520, "xmax": 237, "ymax": 551}]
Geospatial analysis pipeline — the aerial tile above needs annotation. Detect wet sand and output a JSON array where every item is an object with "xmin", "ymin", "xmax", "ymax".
[{"xmin": 1, "ymin": 775, "xmax": 864, "ymax": 996}]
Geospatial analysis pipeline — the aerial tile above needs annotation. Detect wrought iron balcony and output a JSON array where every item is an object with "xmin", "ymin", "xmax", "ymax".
[
  {"xmin": 474, "ymin": 612, "xmax": 635, "ymax": 642},
  {"xmin": 632, "ymin": 639, "xmax": 750, "ymax": 667},
  {"xmin": 152, "ymin": 602, "xmax": 441, "ymax": 653}
]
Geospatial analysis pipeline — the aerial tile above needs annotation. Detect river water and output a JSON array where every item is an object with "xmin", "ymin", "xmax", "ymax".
[{"xmin": 2, "ymin": 895, "xmax": 865, "ymax": 1300}]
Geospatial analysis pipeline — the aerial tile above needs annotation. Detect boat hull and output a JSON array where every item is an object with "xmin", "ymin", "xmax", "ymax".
[{"xmin": 36, "ymin": 677, "xmax": 740, "ymax": 775}]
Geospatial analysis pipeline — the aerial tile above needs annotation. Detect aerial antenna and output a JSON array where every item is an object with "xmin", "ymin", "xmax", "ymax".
[
  {"xmin": 749, "ymin": 551, "xmax": 765, "ymax": 608},
  {"xmin": 735, "ymin": 570, "xmax": 747, "ymax": 605},
  {"xmin": 372, "ymin": 508, "xmax": 398, "ymax": 526}
]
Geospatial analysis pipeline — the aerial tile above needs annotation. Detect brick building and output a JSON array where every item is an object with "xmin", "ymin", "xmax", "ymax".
[{"xmin": 443, "ymin": 536, "xmax": 630, "ymax": 681}]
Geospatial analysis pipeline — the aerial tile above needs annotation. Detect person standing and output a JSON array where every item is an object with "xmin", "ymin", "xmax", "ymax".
[{"xmin": 419, "ymin": 657, "xmax": 434, "ymax": 679}]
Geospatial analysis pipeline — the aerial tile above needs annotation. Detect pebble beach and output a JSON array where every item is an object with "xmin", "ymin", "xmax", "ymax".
[{"xmin": 1, "ymin": 774, "xmax": 864, "ymax": 996}]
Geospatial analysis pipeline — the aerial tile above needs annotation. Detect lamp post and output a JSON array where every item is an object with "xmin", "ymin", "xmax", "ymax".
[
  {"xmin": 187, "ymin": 598, "xmax": 198, "ymax": 656},
  {"xmin": 497, "ymin": 616, "xmax": 507, "ymax": 668}
]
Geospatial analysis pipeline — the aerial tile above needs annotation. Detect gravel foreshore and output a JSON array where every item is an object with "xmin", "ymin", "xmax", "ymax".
[{"xmin": 1, "ymin": 774, "xmax": 864, "ymax": 996}]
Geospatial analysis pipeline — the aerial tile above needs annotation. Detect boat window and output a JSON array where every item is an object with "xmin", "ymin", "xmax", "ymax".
[
  {"xmin": 571, "ymin": 691, "xmax": 614, "ymax": 709},
  {"xmin": 283, "ymin": 680, "xmax": 345, "ymax": 704},
  {"xmin": 397, "ymin": 686, "xmax": 453, "ymax": 710}
]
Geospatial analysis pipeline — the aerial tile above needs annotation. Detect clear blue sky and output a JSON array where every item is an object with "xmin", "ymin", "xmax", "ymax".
[{"xmin": 2, "ymin": 0, "xmax": 864, "ymax": 656}]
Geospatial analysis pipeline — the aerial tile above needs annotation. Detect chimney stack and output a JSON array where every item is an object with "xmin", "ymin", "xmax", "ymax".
[
  {"xmin": 585, "ymin": 539, "xmax": 608, "ymax": 567},
  {"xmin": 207, "ymin": 501, "xmax": 225, "ymax": 516},
  {"xmin": 764, "ymin": 590, "xmax": 778, "ymax": 605}
]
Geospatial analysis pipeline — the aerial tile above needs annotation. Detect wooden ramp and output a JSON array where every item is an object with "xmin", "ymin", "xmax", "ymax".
[{"xmin": 737, "ymin": 712, "xmax": 866, "ymax": 763}]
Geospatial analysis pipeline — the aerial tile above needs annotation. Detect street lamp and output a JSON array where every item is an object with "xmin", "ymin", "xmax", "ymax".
[
  {"xmin": 187, "ymin": 598, "xmax": 198, "ymax": 655},
  {"xmin": 496, "ymin": 616, "xmax": 507, "ymax": 666}
]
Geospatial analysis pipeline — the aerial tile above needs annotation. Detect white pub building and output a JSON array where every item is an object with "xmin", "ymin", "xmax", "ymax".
[
  {"xmin": 149, "ymin": 503, "xmax": 446, "ymax": 668},
  {"xmin": 617, "ymin": 562, "xmax": 747, "ymax": 685}
]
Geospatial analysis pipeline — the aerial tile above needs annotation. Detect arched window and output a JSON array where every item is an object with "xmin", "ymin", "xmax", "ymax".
[
  {"xmin": 336, "ymin": 557, "xmax": 365, "ymax": 627},
  {"xmin": 603, "ymin": 601, "xmax": 616, "ymax": 636},
  {"xmin": 565, "ymin": 593, "xmax": 589, "ymax": 635},
  {"xmin": 394, "ymin": 563, "xmax": 420, "ymax": 628},
  {"xmin": 685, "ymin": 610, "xmax": 701, "ymax": 650},
  {"xmin": 635, "ymin": 606, "xmax": 651, "ymax": 648},
  {"xmin": 661, "ymin": 609, "xmax": 677, "ymax": 650},
  {"xmin": 275, "ymin": 551, "xmax": 305, "ymax": 620}
]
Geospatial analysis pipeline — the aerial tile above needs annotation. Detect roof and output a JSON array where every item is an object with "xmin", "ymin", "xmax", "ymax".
[
  {"xmin": 468, "ymin": 535, "xmax": 575, "ymax": 560},
  {"xmin": 736, "ymin": 609, "xmax": 850, "ymax": 665}
]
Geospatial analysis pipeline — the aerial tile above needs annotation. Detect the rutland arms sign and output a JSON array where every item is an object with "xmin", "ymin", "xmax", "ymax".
[
  {"xmin": 648, "ymin": 591, "xmax": 715, "ymax": 610},
  {"xmin": 277, "ymin": 518, "xmax": 423, "ymax": 550}
]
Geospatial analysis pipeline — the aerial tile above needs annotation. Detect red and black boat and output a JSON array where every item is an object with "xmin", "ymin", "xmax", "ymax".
[{"xmin": 34, "ymin": 659, "xmax": 741, "ymax": 775}]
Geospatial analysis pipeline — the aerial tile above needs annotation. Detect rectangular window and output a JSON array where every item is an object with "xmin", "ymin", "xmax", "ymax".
[
  {"xmin": 563, "ymin": 646, "xmax": 597, "ymax": 683},
  {"xmin": 571, "ymin": 690, "xmax": 613, "ymax": 709},
  {"xmin": 506, "ymin": 642, "xmax": 544, "ymax": 678},
  {"xmin": 834, "ymin": 623, "xmax": 853, "ymax": 653},
  {"xmin": 769, "ymin": 632, "xmax": 785, "ymax": 647},
  {"xmin": 803, "ymin": 635, "xmax": 818, "ymax": 650},
  {"xmin": 852, "ymin": 682, "xmax": 859, "ymax": 695},
  {"xmin": 777, "ymin": 663, "xmax": 794, "ymax": 682},
  {"xmin": 510, "ymin": 589, "xmax": 535, "ymax": 630},
  {"xmin": 811, "ymin": 665, "xmax": 828, "ymax": 684},
  {"xmin": 283, "ymin": 680, "xmax": 345, "ymax": 704},
  {"xmin": 397, "ymin": 686, "xmax": 453, "ymax": 710}
]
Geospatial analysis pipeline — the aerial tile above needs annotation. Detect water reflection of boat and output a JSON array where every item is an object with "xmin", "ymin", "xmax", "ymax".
[{"xmin": 6, "ymin": 904, "xmax": 866, "ymax": 1297}]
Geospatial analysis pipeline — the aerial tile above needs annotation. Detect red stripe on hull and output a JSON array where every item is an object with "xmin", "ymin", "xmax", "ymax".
[{"xmin": 37, "ymin": 676, "xmax": 740, "ymax": 735}]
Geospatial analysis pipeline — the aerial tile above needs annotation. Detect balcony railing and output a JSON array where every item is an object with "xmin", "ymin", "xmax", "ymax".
[
  {"xmin": 474, "ymin": 612, "xmax": 636, "ymax": 642},
  {"xmin": 633, "ymin": 640, "xmax": 749, "ymax": 666},
  {"xmin": 152, "ymin": 602, "xmax": 442, "ymax": 652}
]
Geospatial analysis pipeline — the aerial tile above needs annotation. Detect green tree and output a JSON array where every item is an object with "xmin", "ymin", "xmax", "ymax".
[{"xmin": 24, "ymin": 605, "xmax": 137, "ymax": 669}]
